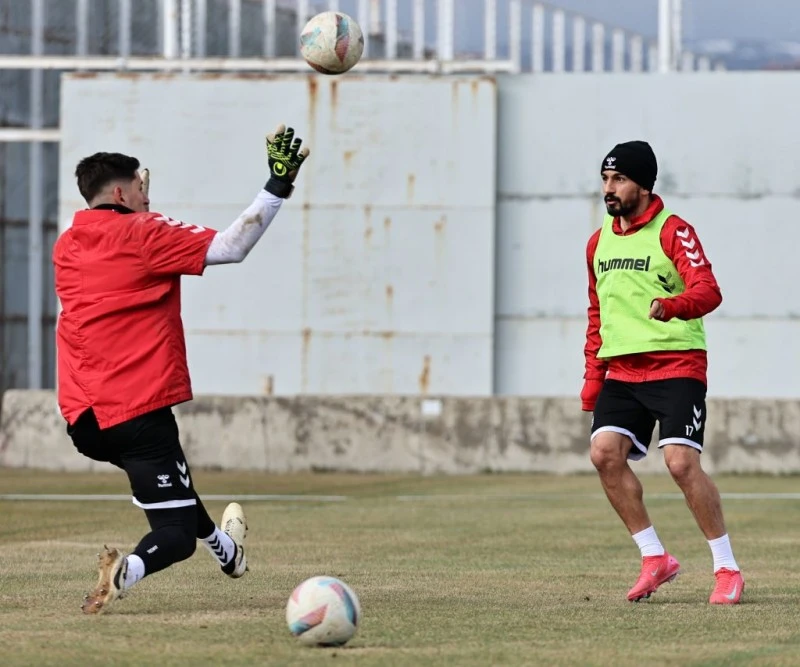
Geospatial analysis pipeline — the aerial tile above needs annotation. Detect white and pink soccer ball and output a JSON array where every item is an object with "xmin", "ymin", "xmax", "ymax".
[
  {"xmin": 286, "ymin": 575, "xmax": 362, "ymax": 647},
  {"xmin": 299, "ymin": 11, "xmax": 365, "ymax": 75}
]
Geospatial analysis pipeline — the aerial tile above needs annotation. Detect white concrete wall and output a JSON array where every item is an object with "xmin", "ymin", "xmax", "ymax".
[
  {"xmin": 57, "ymin": 72, "xmax": 800, "ymax": 401},
  {"xmin": 58, "ymin": 73, "xmax": 497, "ymax": 397},
  {"xmin": 495, "ymin": 72, "xmax": 800, "ymax": 399}
]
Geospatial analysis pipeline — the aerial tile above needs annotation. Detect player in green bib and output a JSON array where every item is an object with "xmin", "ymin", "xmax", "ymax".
[{"xmin": 582, "ymin": 140, "xmax": 744, "ymax": 605}]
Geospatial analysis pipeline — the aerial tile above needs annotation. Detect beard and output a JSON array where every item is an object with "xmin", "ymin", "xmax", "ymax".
[{"xmin": 604, "ymin": 196, "xmax": 636, "ymax": 217}]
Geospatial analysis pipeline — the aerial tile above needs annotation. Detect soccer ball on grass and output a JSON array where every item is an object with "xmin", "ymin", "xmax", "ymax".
[{"xmin": 286, "ymin": 575, "xmax": 361, "ymax": 647}]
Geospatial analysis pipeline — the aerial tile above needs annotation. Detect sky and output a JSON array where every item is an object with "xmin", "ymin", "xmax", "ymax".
[
  {"xmin": 329, "ymin": 0, "xmax": 800, "ymax": 45},
  {"xmin": 544, "ymin": 0, "xmax": 800, "ymax": 43}
]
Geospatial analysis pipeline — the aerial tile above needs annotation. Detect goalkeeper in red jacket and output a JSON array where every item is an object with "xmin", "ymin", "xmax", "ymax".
[{"xmin": 54, "ymin": 124, "xmax": 308, "ymax": 614}]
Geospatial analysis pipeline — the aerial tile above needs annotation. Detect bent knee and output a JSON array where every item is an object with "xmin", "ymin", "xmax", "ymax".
[
  {"xmin": 664, "ymin": 446, "xmax": 701, "ymax": 482},
  {"xmin": 590, "ymin": 432, "xmax": 632, "ymax": 470}
]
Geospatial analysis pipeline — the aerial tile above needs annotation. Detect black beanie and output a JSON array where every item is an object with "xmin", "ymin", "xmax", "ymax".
[{"xmin": 601, "ymin": 140, "xmax": 658, "ymax": 192}]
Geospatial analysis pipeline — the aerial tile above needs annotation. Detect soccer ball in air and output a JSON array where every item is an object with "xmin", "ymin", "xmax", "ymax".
[
  {"xmin": 286, "ymin": 575, "xmax": 361, "ymax": 647},
  {"xmin": 299, "ymin": 11, "xmax": 365, "ymax": 75}
]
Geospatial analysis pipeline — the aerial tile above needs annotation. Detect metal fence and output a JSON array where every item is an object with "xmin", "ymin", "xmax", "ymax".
[{"xmin": 0, "ymin": 0, "xmax": 718, "ymax": 392}]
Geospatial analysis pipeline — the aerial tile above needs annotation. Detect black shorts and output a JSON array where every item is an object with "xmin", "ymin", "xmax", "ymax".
[
  {"xmin": 590, "ymin": 378, "xmax": 707, "ymax": 461},
  {"xmin": 67, "ymin": 407, "xmax": 197, "ymax": 510}
]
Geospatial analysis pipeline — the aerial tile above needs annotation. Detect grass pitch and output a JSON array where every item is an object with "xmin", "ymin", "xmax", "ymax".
[{"xmin": 1, "ymin": 470, "xmax": 800, "ymax": 666}]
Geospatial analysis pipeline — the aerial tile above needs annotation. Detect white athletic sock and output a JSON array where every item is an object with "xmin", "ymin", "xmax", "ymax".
[
  {"xmin": 708, "ymin": 534, "xmax": 739, "ymax": 572},
  {"xmin": 201, "ymin": 527, "xmax": 236, "ymax": 566},
  {"xmin": 123, "ymin": 554, "xmax": 145, "ymax": 590},
  {"xmin": 632, "ymin": 526, "xmax": 666, "ymax": 558}
]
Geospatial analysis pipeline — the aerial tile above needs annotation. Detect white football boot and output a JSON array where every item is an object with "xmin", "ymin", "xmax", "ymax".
[{"xmin": 221, "ymin": 502, "xmax": 248, "ymax": 578}]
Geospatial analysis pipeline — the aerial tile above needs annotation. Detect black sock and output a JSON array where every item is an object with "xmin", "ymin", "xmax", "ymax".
[
  {"xmin": 193, "ymin": 492, "xmax": 217, "ymax": 539},
  {"xmin": 133, "ymin": 506, "xmax": 198, "ymax": 577}
]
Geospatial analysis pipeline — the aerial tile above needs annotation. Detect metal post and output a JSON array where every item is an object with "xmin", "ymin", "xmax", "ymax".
[
  {"xmin": 386, "ymin": 0, "xmax": 397, "ymax": 59},
  {"xmin": 180, "ymin": 0, "xmax": 192, "ymax": 60},
  {"xmin": 681, "ymin": 51, "xmax": 694, "ymax": 71},
  {"xmin": 413, "ymin": 0, "xmax": 424, "ymax": 60},
  {"xmin": 630, "ymin": 35, "xmax": 643, "ymax": 72},
  {"xmin": 357, "ymin": 0, "xmax": 370, "ymax": 57},
  {"xmin": 28, "ymin": 0, "xmax": 44, "ymax": 389},
  {"xmin": 658, "ymin": 0, "xmax": 671, "ymax": 72},
  {"xmin": 327, "ymin": 0, "xmax": 339, "ymax": 10},
  {"xmin": 672, "ymin": 0, "xmax": 682, "ymax": 70},
  {"xmin": 591, "ymin": 23, "xmax": 604, "ymax": 73},
  {"xmin": 437, "ymin": 0, "xmax": 455, "ymax": 62},
  {"xmin": 572, "ymin": 16, "xmax": 585, "ymax": 72},
  {"xmin": 612, "ymin": 29, "xmax": 625, "ymax": 72},
  {"xmin": 484, "ymin": 0, "xmax": 496, "ymax": 61},
  {"xmin": 76, "ymin": 0, "xmax": 89, "ymax": 56},
  {"xmin": 531, "ymin": 3, "xmax": 544, "ymax": 73},
  {"xmin": 263, "ymin": 0, "xmax": 275, "ymax": 57},
  {"xmin": 197, "ymin": 0, "xmax": 208, "ymax": 57},
  {"xmin": 119, "ymin": 0, "xmax": 131, "ymax": 61},
  {"xmin": 297, "ymin": 0, "xmax": 309, "ymax": 55},
  {"xmin": 369, "ymin": 0, "xmax": 381, "ymax": 34},
  {"xmin": 228, "ymin": 0, "xmax": 240, "ymax": 58},
  {"xmin": 552, "ymin": 9, "xmax": 565, "ymax": 73},
  {"xmin": 509, "ymin": 0, "xmax": 521, "ymax": 73},
  {"xmin": 162, "ymin": 0, "xmax": 179, "ymax": 59},
  {"xmin": 697, "ymin": 56, "xmax": 711, "ymax": 71}
]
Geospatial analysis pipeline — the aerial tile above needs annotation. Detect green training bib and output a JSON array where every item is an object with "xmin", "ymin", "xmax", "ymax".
[{"xmin": 594, "ymin": 207, "xmax": 706, "ymax": 359}]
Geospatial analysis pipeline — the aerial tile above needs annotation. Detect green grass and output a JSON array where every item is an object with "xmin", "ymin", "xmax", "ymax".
[{"xmin": 1, "ymin": 470, "xmax": 799, "ymax": 666}]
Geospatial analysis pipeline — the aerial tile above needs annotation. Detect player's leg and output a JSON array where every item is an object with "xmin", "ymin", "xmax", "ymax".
[
  {"xmin": 590, "ymin": 380, "xmax": 680, "ymax": 601},
  {"xmin": 590, "ymin": 380, "xmax": 657, "ymax": 534},
  {"xmin": 80, "ymin": 408, "xmax": 237, "ymax": 613},
  {"xmin": 122, "ymin": 409, "xmax": 246, "ymax": 577},
  {"xmin": 652, "ymin": 379, "xmax": 744, "ymax": 604},
  {"xmin": 196, "ymin": 492, "xmax": 249, "ymax": 578},
  {"xmin": 122, "ymin": 411, "xmax": 247, "ymax": 579},
  {"xmin": 80, "ymin": 408, "xmax": 199, "ymax": 613}
]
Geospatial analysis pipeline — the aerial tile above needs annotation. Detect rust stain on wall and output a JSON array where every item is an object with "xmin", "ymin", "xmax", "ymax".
[
  {"xmin": 330, "ymin": 79, "xmax": 339, "ymax": 112},
  {"xmin": 364, "ymin": 204, "xmax": 373, "ymax": 243},
  {"xmin": 301, "ymin": 327, "xmax": 312, "ymax": 392},
  {"xmin": 307, "ymin": 77, "xmax": 318, "ymax": 137},
  {"xmin": 419, "ymin": 355, "xmax": 431, "ymax": 394}
]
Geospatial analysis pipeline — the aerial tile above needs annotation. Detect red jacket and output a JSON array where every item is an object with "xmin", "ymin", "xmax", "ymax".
[
  {"xmin": 582, "ymin": 196, "xmax": 722, "ymax": 409},
  {"xmin": 53, "ymin": 205, "xmax": 217, "ymax": 428}
]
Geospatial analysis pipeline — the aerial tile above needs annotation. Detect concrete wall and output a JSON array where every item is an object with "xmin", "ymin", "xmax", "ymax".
[
  {"xmin": 59, "ymin": 73, "xmax": 498, "ymax": 397},
  {"xmin": 494, "ymin": 72, "xmax": 800, "ymax": 400},
  {"xmin": 4, "ymin": 390, "xmax": 800, "ymax": 475},
  {"xmin": 57, "ymin": 72, "xmax": 800, "ymax": 403}
]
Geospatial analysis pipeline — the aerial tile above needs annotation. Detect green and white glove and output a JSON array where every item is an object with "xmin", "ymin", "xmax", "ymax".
[{"xmin": 264, "ymin": 124, "xmax": 310, "ymax": 199}]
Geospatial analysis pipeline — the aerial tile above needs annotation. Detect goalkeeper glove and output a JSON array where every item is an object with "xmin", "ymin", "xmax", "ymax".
[{"xmin": 264, "ymin": 124, "xmax": 310, "ymax": 199}]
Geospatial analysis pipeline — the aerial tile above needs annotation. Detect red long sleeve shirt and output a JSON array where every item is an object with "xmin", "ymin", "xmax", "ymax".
[
  {"xmin": 584, "ymin": 195, "xmax": 722, "ymax": 386},
  {"xmin": 54, "ymin": 205, "xmax": 217, "ymax": 428}
]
